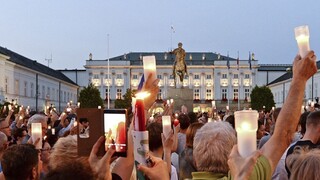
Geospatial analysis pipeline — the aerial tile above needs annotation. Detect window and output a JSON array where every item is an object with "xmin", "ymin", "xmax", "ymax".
[
  {"xmin": 157, "ymin": 89, "xmax": 162, "ymax": 99},
  {"xmin": 116, "ymin": 89, "xmax": 122, "ymax": 99},
  {"xmin": 184, "ymin": 75, "xmax": 189, "ymax": 79},
  {"xmin": 105, "ymin": 89, "xmax": 110, "ymax": 100},
  {"xmin": 42, "ymin": 86, "xmax": 45, "ymax": 99},
  {"xmin": 47, "ymin": 87, "xmax": 50, "ymax": 99},
  {"xmin": 222, "ymin": 73, "xmax": 227, "ymax": 79},
  {"xmin": 24, "ymin": 82, "xmax": 28, "ymax": 97},
  {"xmin": 132, "ymin": 74, "xmax": 138, "ymax": 79},
  {"xmin": 206, "ymin": 89, "xmax": 212, "ymax": 100},
  {"xmin": 233, "ymin": 74, "xmax": 238, "ymax": 79},
  {"xmin": 245, "ymin": 88, "xmax": 250, "ymax": 100},
  {"xmin": 245, "ymin": 74, "xmax": 250, "ymax": 79},
  {"xmin": 169, "ymin": 75, "xmax": 174, "ymax": 79},
  {"xmin": 194, "ymin": 74, "xmax": 200, "ymax": 79},
  {"xmin": 93, "ymin": 74, "xmax": 99, "ymax": 79},
  {"xmin": 15, "ymin": 80, "xmax": 19, "ymax": 95},
  {"xmin": 206, "ymin": 74, "xmax": 212, "ymax": 79},
  {"xmin": 57, "ymin": 90, "xmax": 59, "ymax": 101},
  {"xmin": 52, "ymin": 88, "xmax": 55, "ymax": 101},
  {"xmin": 64, "ymin": 91, "xmax": 66, "ymax": 102},
  {"xmin": 5, "ymin": 77, "xmax": 8, "ymax": 93},
  {"xmin": 194, "ymin": 88, "xmax": 200, "ymax": 99},
  {"xmin": 116, "ymin": 74, "xmax": 122, "ymax": 79},
  {"xmin": 67, "ymin": 92, "xmax": 70, "ymax": 101},
  {"xmin": 222, "ymin": 88, "xmax": 227, "ymax": 100},
  {"xmin": 30, "ymin": 83, "xmax": 34, "ymax": 97},
  {"xmin": 315, "ymin": 83, "xmax": 318, "ymax": 97},
  {"xmin": 157, "ymin": 74, "xmax": 162, "ymax": 80},
  {"xmin": 233, "ymin": 89, "xmax": 239, "ymax": 99}
]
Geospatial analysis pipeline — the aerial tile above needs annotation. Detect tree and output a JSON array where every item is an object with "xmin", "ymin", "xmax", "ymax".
[
  {"xmin": 78, "ymin": 83, "xmax": 104, "ymax": 108},
  {"xmin": 114, "ymin": 88, "xmax": 136, "ymax": 110},
  {"xmin": 250, "ymin": 85, "xmax": 275, "ymax": 112}
]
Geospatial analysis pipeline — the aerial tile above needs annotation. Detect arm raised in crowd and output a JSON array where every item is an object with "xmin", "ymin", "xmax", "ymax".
[{"xmin": 261, "ymin": 51, "xmax": 317, "ymax": 171}]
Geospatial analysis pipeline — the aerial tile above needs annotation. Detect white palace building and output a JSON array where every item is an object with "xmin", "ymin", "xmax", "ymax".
[{"xmin": 61, "ymin": 52, "xmax": 291, "ymax": 112}]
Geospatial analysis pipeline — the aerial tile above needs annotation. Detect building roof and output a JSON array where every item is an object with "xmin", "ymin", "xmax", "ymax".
[
  {"xmin": 0, "ymin": 46, "xmax": 77, "ymax": 86},
  {"xmin": 258, "ymin": 64, "xmax": 292, "ymax": 71},
  {"xmin": 268, "ymin": 61, "xmax": 320, "ymax": 86},
  {"xmin": 98, "ymin": 52, "xmax": 238, "ymax": 66}
]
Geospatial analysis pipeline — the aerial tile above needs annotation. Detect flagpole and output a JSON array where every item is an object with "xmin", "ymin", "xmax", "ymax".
[
  {"xmin": 107, "ymin": 34, "xmax": 110, "ymax": 109},
  {"xmin": 227, "ymin": 52, "xmax": 230, "ymax": 110},
  {"xmin": 238, "ymin": 51, "xmax": 240, "ymax": 110}
]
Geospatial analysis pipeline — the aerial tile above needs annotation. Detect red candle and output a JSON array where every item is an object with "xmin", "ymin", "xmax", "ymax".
[{"xmin": 134, "ymin": 99, "xmax": 146, "ymax": 131}]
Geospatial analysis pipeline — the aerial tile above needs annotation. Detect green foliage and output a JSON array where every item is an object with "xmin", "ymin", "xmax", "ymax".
[
  {"xmin": 250, "ymin": 85, "xmax": 275, "ymax": 111},
  {"xmin": 78, "ymin": 83, "xmax": 104, "ymax": 108},
  {"xmin": 114, "ymin": 88, "xmax": 136, "ymax": 109}
]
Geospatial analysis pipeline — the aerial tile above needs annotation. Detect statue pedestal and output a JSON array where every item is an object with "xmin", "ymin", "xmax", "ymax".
[{"xmin": 167, "ymin": 88, "xmax": 193, "ymax": 112}]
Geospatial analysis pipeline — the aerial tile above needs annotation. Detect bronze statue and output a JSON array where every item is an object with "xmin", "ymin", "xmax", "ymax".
[{"xmin": 172, "ymin": 42, "xmax": 187, "ymax": 87}]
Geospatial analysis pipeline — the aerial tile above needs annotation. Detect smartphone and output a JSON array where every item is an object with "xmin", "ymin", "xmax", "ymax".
[{"xmin": 103, "ymin": 109, "xmax": 128, "ymax": 157}]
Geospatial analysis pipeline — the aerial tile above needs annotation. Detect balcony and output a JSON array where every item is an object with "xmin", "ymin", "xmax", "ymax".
[{"xmin": 220, "ymin": 79, "xmax": 228, "ymax": 86}]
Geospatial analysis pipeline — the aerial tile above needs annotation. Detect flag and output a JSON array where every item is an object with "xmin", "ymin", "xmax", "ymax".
[
  {"xmin": 137, "ymin": 74, "xmax": 144, "ymax": 91},
  {"xmin": 249, "ymin": 51, "xmax": 252, "ymax": 70},
  {"xmin": 171, "ymin": 25, "xmax": 175, "ymax": 33},
  {"xmin": 227, "ymin": 52, "xmax": 230, "ymax": 69},
  {"xmin": 237, "ymin": 51, "xmax": 239, "ymax": 70}
]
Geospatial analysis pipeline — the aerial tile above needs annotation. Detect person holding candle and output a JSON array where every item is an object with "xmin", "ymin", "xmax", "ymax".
[{"xmin": 191, "ymin": 51, "xmax": 317, "ymax": 179}]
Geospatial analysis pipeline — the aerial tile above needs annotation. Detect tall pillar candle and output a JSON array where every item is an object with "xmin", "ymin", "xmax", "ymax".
[
  {"xmin": 234, "ymin": 110, "xmax": 258, "ymax": 157},
  {"xmin": 31, "ymin": 123, "xmax": 42, "ymax": 149},
  {"xmin": 295, "ymin": 25, "xmax": 310, "ymax": 58},
  {"xmin": 143, "ymin": 55, "xmax": 157, "ymax": 83}
]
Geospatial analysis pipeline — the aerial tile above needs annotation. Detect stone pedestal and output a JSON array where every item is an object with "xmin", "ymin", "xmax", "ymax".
[{"xmin": 167, "ymin": 88, "xmax": 193, "ymax": 112}]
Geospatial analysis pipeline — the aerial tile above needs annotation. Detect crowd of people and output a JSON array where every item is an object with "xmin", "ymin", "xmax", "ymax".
[{"xmin": 0, "ymin": 51, "xmax": 317, "ymax": 180}]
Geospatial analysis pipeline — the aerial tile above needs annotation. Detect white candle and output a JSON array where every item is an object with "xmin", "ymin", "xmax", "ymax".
[
  {"xmin": 162, "ymin": 116, "xmax": 171, "ymax": 138},
  {"xmin": 166, "ymin": 99, "xmax": 170, "ymax": 106},
  {"xmin": 272, "ymin": 107, "xmax": 275, "ymax": 111},
  {"xmin": 67, "ymin": 102, "xmax": 70, "ymax": 107},
  {"xmin": 132, "ymin": 97, "xmax": 136, "ymax": 113},
  {"xmin": 8, "ymin": 105, "xmax": 12, "ymax": 110},
  {"xmin": 48, "ymin": 125, "xmax": 51, "ymax": 130},
  {"xmin": 143, "ymin": 56, "xmax": 157, "ymax": 83},
  {"xmin": 31, "ymin": 123, "xmax": 42, "ymax": 149},
  {"xmin": 234, "ymin": 110, "xmax": 258, "ymax": 157},
  {"xmin": 52, "ymin": 128, "xmax": 55, "ymax": 135},
  {"xmin": 226, "ymin": 106, "xmax": 229, "ymax": 111},
  {"xmin": 98, "ymin": 106, "xmax": 101, "ymax": 109},
  {"xmin": 170, "ymin": 99, "xmax": 174, "ymax": 104},
  {"xmin": 295, "ymin": 25, "xmax": 310, "ymax": 58},
  {"xmin": 301, "ymin": 105, "xmax": 305, "ymax": 114},
  {"xmin": 77, "ymin": 102, "xmax": 80, "ymax": 107}
]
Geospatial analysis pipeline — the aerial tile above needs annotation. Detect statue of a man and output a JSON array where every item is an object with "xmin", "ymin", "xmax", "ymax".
[{"xmin": 172, "ymin": 42, "xmax": 187, "ymax": 85}]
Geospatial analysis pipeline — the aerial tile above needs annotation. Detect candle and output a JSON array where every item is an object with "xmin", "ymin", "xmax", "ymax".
[
  {"xmin": 48, "ymin": 125, "xmax": 51, "ymax": 130},
  {"xmin": 170, "ymin": 99, "xmax": 174, "ymax": 104},
  {"xmin": 208, "ymin": 118, "xmax": 213, "ymax": 122},
  {"xmin": 8, "ymin": 105, "xmax": 12, "ymax": 111},
  {"xmin": 77, "ymin": 102, "xmax": 80, "ymax": 107},
  {"xmin": 31, "ymin": 123, "xmax": 42, "ymax": 149},
  {"xmin": 301, "ymin": 105, "xmax": 305, "ymax": 114},
  {"xmin": 134, "ymin": 92, "xmax": 150, "ymax": 131},
  {"xmin": 226, "ymin": 106, "xmax": 229, "ymax": 111},
  {"xmin": 295, "ymin": 25, "xmax": 310, "ymax": 58},
  {"xmin": 166, "ymin": 99, "xmax": 170, "ymax": 106},
  {"xmin": 52, "ymin": 128, "xmax": 55, "ymax": 135},
  {"xmin": 162, "ymin": 116, "xmax": 171, "ymax": 138},
  {"xmin": 74, "ymin": 121, "xmax": 78, "ymax": 127},
  {"xmin": 67, "ymin": 102, "xmax": 70, "ymax": 107},
  {"xmin": 143, "ymin": 55, "xmax": 157, "ymax": 83},
  {"xmin": 272, "ymin": 107, "xmax": 275, "ymax": 111},
  {"xmin": 234, "ymin": 110, "xmax": 258, "ymax": 157},
  {"xmin": 132, "ymin": 97, "xmax": 136, "ymax": 113},
  {"xmin": 98, "ymin": 106, "xmax": 101, "ymax": 109},
  {"xmin": 212, "ymin": 101, "xmax": 216, "ymax": 109},
  {"xmin": 263, "ymin": 106, "xmax": 266, "ymax": 109},
  {"xmin": 311, "ymin": 101, "xmax": 315, "ymax": 108}
]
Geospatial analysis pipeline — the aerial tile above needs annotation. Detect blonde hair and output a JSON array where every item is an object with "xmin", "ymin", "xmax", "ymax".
[
  {"xmin": 193, "ymin": 121, "xmax": 236, "ymax": 173},
  {"xmin": 49, "ymin": 135, "xmax": 78, "ymax": 170},
  {"xmin": 286, "ymin": 146, "xmax": 320, "ymax": 180}
]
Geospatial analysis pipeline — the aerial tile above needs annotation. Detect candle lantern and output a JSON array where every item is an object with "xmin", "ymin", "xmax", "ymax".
[
  {"xmin": 234, "ymin": 110, "xmax": 258, "ymax": 157},
  {"xmin": 31, "ymin": 123, "xmax": 42, "ymax": 149},
  {"xmin": 143, "ymin": 56, "xmax": 157, "ymax": 83},
  {"xmin": 295, "ymin": 25, "xmax": 310, "ymax": 58},
  {"xmin": 162, "ymin": 116, "xmax": 171, "ymax": 138}
]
